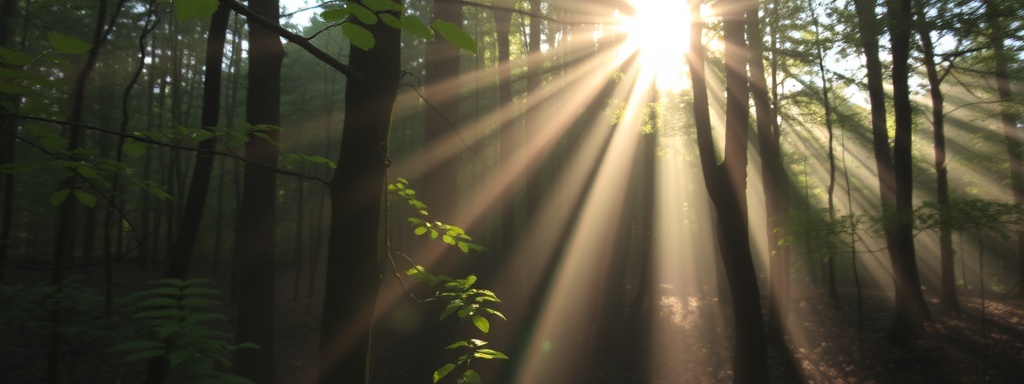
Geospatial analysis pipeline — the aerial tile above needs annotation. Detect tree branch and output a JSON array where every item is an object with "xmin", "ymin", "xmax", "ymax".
[{"xmin": 218, "ymin": 0, "xmax": 362, "ymax": 79}]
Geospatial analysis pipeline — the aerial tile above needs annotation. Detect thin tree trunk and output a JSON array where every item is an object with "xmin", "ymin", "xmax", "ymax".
[
  {"xmin": 915, "ymin": 0, "xmax": 959, "ymax": 312},
  {"xmin": 164, "ymin": 4, "xmax": 229, "ymax": 280},
  {"xmin": 49, "ymin": 1, "xmax": 120, "ymax": 381},
  {"xmin": 812, "ymin": 6, "xmax": 838, "ymax": 300}
]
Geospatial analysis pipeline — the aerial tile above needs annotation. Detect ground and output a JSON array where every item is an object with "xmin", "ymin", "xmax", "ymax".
[{"xmin": 2, "ymin": 258, "xmax": 1024, "ymax": 382}]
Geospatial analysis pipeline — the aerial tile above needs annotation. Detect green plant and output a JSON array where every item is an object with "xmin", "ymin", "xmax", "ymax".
[
  {"xmin": 388, "ymin": 178, "xmax": 507, "ymax": 384},
  {"xmin": 111, "ymin": 278, "xmax": 256, "ymax": 383}
]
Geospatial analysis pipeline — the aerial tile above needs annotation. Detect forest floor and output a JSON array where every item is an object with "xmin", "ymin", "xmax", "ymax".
[{"xmin": 3, "ymin": 258, "xmax": 1024, "ymax": 383}]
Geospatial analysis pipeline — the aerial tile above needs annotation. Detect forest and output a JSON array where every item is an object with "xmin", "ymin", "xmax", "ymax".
[{"xmin": 0, "ymin": 0, "xmax": 1022, "ymax": 382}]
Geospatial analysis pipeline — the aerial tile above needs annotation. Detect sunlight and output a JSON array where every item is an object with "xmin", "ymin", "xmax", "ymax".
[{"xmin": 615, "ymin": 0, "xmax": 692, "ymax": 91}]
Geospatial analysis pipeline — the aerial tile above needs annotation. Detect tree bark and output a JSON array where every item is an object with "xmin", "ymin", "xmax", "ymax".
[
  {"xmin": 915, "ymin": 0, "xmax": 958, "ymax": 312},
  {"xmin": 750, "ymin": 0, "xmax": 789, "ymax": 334},
  {"xmin": 234, "ymin": 0, "xmax": 284, "ymax": 380},
  {"xmin": 317, "ymin": 1, "xmax": 401, "ymax": 382},
  {"xmin": 887, "ymin": 0, "xmax": 931, "ymax": 338},
  {"xmin": 689, "ymin": 0, "xmax": 768, "ymax": 381},
  {"xmin": 984, "ymin": 0, "xmax": 1024, "ymax": 299},
  {"xmin": 166, "ymin": 3, "xmax": 229, "ymax": 280}
]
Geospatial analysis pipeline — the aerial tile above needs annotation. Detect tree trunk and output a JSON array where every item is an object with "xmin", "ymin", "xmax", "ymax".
[
  {"xmin": 234, "ymin": 0, "xmax": 284, "ymax": 380},
  {"xmin": 165, "ymin": 3, "xmax": 229, "ymax": 280},
  {"xmin": 915, "ymin": 0, "xmax": 958, "ymax": 312},
  {"xmin": 984, "ymin": 0, "xmax": 1024, "ymax": 299},
  {"xmin": 688, "ymin": 0, "xmax": 768, "ymax": 381},
  {"xmin": 317, "ymin": 2, "xmax": 401, "ymax": 382},
  {"xmin": 750, "ymin": 0, "xmax": 789, "ymax": 334},
  {"xmin": 887, "ymin": 0, "xmax": 931, "ymax": 338},
  {"xmin": 812, "ymin": 5, "xmax": 838, "ymax": 300},
  {"xmin": 0, "ymin": 0, "xmax": 18, "ymax": 283}
]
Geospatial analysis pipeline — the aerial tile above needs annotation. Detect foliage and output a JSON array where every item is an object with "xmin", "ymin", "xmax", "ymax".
[
  {"xmin": 175, "ymin": 0, "xmax": 477, "ymax": 53},
  {"xmin": 388, "ymin": 178, "xmax": 506, "ymax": 384},
  {"xmin": 111, "ymin": 279, "xmax": 257, "ymax": 384},
  {"xmin": 915, "ymin": 199, "xmax": 1024, "ymax": 237}
]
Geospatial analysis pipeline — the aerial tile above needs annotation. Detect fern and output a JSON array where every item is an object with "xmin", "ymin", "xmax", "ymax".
[{"xmin": 111, "ymin": 278, "xmax": 256, "ymax": 383}]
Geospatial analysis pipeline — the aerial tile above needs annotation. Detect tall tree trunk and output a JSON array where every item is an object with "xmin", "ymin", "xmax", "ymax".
[
  {"xmin": 165, "ymin": 3, "xmax": 229, "ymax": 280},
  {"xmin": 984, "ymin": 0, "xmax": 1024, "ymax": 299},
  {"xmin": 317, "ymin": 2, "xmax": 401, "ymax": 382},
  {"xmin": 234, "ymin": 0, "xmax": 284, "ymax": 380},
  {"xmin": 49, "ymin": 1, "xmax": 120, "ymax": 381},
  {"xmin": 887, "ymin": 0, "xmax": 931, "ymax": 338},
  {"xmin": 915, "ymin": 0, "xmax": 958, "ymax": 312},
  {"xmin": 0, "ymin": 0, "xmax": 19, "ymax": 283},
  {"xmin": 751, "ymin": 0, "xmax": 789, "ymax": 334},
  {"xmin": 688, "ymin": 0, "xmax": 768, "ymax": 381},
  {"xmin": 812, "ymin": 5, "xmax": 838, "ymax": 300}
]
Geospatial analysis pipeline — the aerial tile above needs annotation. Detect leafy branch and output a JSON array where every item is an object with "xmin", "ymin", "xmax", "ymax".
[{"xmin": 387, "ymin": 178, "xmax": 506, "ymax": 384}]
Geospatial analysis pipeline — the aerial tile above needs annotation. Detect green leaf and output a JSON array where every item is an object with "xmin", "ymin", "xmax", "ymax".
[
  {"xmin": 457, "ymin": 242, "xmax": 470, "ymax": 253},
  {"xmin": 379, "ymin": 13, "xmax": 401, "ymax": 28},
  {"xmin": 175, "ymin": 0, "xmax": 219, "ymax": 20},
  {"xmin": 431, "ymin": 20, "xmax": 476, "ymax": 54},
  {"xmin": 474, "ymin": 348, "xmax": 509, "ymax": 360},
  {"xmin": 40, "ymin": 134, "xmax": 68, "ymax": 151},
  {"xmin": 462, "ymin": 369, "xmax": 482, "ymax": 384},
  {"xmin": 48, "ymin": 32, "xmax": 92, "ymax": 54},
  {"xmin": 169, "ymin": 348, "xmax": 194, "ymax": 368},
  {"xmin": 347, "ymin": 3, "xmax": 378, "ymax": 24},
  {"xmin": 0, "ymin": 47, "xmax": 35, "ymax": 65},
  {"xmin": 362, "ymin": 0, "xmax": 402, "ymax": 12},
  {"xmin": 139, "ymin": 297, "xmax": 179, "ymax": 307},
  {"xmin": 179, "ymin": 297, "xmax": 220, "ymax": 307},
  {"xmin": 439, "ymin": 300, "xmax": 462, "ymax": 321},
  {"xmin": 401, "ymin": 15, "xmax": 434, "ymax": 39},
  {"xmin": 484, "ymin": 307, "xmax": 507, "ymax": 321},
  {"xmin": 433, "ymin": 363, "xmax": 455, "ymax": 383},
  {"xmin": 445, "ymin": 340, "xmax": 471, "ymax": 349},
  {"xmin": 320, "ymin": 8, "xmax": 352, "ymax": 22},
  {"xmin": 430, "ymin": 229, "xmax": 438, "ymax": 239},
  {"xmin": 181, "ymin": 286, "xmax": 221, "ymax": 296},
  {"xmin": 110, "ymin": 339, "xmax": 165, "ymax": 352},
  {"xmin": 471, "ymin": 315, "xmax": 490, "ymax": 334},
  {"xmin": 120, "ymin": 139, "xmax": 147, "ymax": 158},
  {"xmin": 442, "ymin": 234, "xmax": 455, "ymax": 245},
  {"xmin": 119, "ymin": 348, "xmax": 167, "ymax": 363},
  {"xmin": 414, "ymin": 226, "xmax": 428, "ymax": 236},
  {"xmin": 74, "ymin": 190, "xmax": 97, "ymax": 207},
  {"xmin": 343, "ymin": 23, "xmax": 376, "ymax": 51},
  {"xmin": 51, "ymin": 189, "xmax": 71, "ymax": 206}
]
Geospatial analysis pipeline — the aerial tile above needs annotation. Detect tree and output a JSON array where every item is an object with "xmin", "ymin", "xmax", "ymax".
[
  {"xmin": 317, "ymin": 2, "xmax": 402, "ymax": 382},
  {"xmin": 688, "ymin": 0, "xmax": 768, "ymax": 381},
  {"xmin": 886, "ymin": 0, "xmax": 931, "ymax": 338},
  {"xmin": 234, "ymin": 0, "xmax": 284, "ymax": 380},
  {"xmin": 984, "ymin": 0, "xmax": 1024, "ymax": 299},
  {"xmin": 914, "ymin": 0, "xmax": 959, "ymax": 312},
  {"xmin": 751, "ymin": 0, "xmax": 790, "ymax": 333},
  {"xmin": 853, "ymin": 0, "xmax": 929, "ymax": 340}
]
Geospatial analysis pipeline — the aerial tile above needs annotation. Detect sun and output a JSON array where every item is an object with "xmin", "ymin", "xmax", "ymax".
[{"xmin": 615, "ymin": 0, "xmax": 692, "ymax": 91}]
